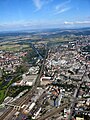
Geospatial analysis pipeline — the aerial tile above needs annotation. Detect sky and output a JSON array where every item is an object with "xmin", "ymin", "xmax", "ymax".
[{"xmin": 0, "ymin": 0, "xmax": 90, "ymax": 31}]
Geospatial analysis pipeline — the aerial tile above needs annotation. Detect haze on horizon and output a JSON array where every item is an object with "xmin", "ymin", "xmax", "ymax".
[{"xmin": 0, "ymin": 0, "xmax": 90, "ymax": 31}]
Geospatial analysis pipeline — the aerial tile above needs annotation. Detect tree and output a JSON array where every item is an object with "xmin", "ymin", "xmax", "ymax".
[
  {"xmin": 16, "ymin": 64, "xmax": 28, "ymax": 74},
  {"xmin": 26, "ymin": 115, "xmax": 35, "ymax": 120}
]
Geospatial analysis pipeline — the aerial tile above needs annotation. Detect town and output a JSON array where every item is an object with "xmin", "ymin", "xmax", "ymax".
[{"xmin": 0, "ymin": 29, "xmax": 90, "ymax": 120}]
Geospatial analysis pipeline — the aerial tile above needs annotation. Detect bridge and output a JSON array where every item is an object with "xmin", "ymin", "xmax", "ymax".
[{"xmin": 4, "ymin": 103, "xmax": 21, "ymax": 111}]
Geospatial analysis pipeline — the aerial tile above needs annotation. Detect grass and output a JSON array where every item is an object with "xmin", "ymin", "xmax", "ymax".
[
  {"xmin": 0, "ymin": 44, "xmax": 29, "ymax": 51},
  {"xmin": 0, "ymin": 90, "xmax": 5, "ymax": 104},
  {"xmin": 0, "ymin": 81, "xmax": 2, "ymax": 86},
  {"xmin": 0, "ymin": 75, "xmax": 22, "ymax": 103}
]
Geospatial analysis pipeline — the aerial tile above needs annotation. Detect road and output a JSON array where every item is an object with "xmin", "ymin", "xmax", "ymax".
[{"xmin": 68, "ymin": 65, "xmax": 87, "ymax": 120}]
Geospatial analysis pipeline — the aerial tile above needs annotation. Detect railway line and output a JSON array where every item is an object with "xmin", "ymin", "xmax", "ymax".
[
  {"xmin": 37, "ymin": 103, "xmax": 70, "ymax": 120},
  {"xmin": 0, "ymin": 42, "xmax": 46, "ymax": 120},
  {"xmin": 0, "ymin": 63, "xmax": 44, "ymax": 120}
]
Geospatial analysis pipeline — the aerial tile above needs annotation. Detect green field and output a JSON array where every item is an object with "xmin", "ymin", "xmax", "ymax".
[{"xmin": 0, "ymin": 44, "xmax": 30, "ymax": 51}]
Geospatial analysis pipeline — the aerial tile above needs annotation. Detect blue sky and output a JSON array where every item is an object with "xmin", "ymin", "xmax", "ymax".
[{"xmin": 0, "ymin": 0, "xmax": 90, "ymax": 31}]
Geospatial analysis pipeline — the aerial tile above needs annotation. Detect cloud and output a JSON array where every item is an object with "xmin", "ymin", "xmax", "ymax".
[
  {"xmin": 55, "ymin": 7, "xmax": 71, "ymax": 14},
  {"xmin": 87, "ymin": 16, "xmax": 90, "ymax": 20},
  {"xmin": 33, "ymin": 0, "xmax": 53, "ymax": 11},
  {"xmin": 33, "ymin": 0, "xmax": 42, "ymax": 10},
  {"xmin": 54, "ymin": 0, "xmax": 71, "ymax": 14},
  {"xmin": 64, "ymin": 21, "xmax": 74, "ymax": 25},
  {"xmin": 0, "ymin": 20, "xmax": 57, "ymax": 29},
  {"xmin": 55, "ymin": 0, "xmax": 71, "ymax": 9},
  {"xmin": 64, "ymin": 21, "xmax": 90, "ymax": 25}
]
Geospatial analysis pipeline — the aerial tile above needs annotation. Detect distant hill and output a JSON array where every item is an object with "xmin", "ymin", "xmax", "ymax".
[{"xmin": 0, "ymin": 27, "xmax": 90, "ymax": 37}]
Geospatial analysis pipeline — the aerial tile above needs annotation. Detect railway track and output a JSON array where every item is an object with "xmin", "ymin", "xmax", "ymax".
[
  {"xmin": 0, "ymin": 62, "xmax": 44, "ymax": 120},
  {"xmin": 0, "ymin": 43, "xmax": 47, "ymax": 120},
  {"xmin": 37, "ymin": 103, "xmax": 70, "ymax": 120}
]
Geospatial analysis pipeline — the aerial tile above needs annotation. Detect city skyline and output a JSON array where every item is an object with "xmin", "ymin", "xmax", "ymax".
[{"xmin": 0, "ymin": 0, "xmax": 90, "ymax": 31}]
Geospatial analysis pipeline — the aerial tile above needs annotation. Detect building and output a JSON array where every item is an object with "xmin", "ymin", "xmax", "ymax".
[{"xmin": 40, "ymin": 76, "xmax": 52, "ymax": 85}]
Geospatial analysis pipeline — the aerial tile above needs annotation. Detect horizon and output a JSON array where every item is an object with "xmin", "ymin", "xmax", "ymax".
[
  {"xmin": 0, "ymin": 0, "xmax": 90, "ymax": 31},
  {"xmin": 0, "ymin": 27, "xmax": 90, "ymax": 34}
]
